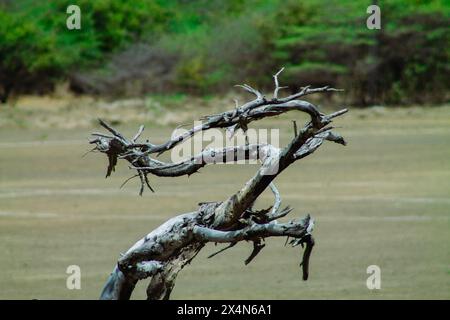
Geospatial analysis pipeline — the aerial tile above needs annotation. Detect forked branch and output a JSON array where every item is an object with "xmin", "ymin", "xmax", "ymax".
[{"xmin": 91, "ymin": 68, "xmax": 347, "ymax": 300}]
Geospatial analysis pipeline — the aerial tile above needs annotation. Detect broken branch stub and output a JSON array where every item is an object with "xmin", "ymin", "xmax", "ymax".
[{"xmin": 90, "ymin": 68, "xmax": 347, "ymax": 300}]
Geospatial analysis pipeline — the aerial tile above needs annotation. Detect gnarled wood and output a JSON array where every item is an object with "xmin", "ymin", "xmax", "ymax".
[{"xmin": 92, "ymin": 68, "xmax": 347, "ymax": 300}]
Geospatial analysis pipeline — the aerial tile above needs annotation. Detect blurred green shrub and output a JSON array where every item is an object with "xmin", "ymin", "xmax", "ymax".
[
  {"xmin": 273, "ymin": 0, "xmax": 449, "ymax": 105},
  {"xmin": 0, "ymin": 0, "xmax": 448, "ymax": 105},
  {"xmin": 0, "ymin": 0, "xmax": 170, "ymax": 102}
]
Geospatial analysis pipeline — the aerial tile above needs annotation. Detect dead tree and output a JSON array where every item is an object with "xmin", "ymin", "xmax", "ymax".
[{"xmin": 89, "ymin": 68, "xmax": 347, "ymax": 300}]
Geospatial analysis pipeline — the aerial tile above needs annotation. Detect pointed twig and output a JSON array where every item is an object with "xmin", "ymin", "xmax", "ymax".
[
  {"xmin": 292, "ymin": 120, "xmax": 298, "ymax": 137},
  {"xmin": 81, "ymin": 146, "xmax": 97, "ymax": 158},
  {"xmin": 244, "ymin": 240, "xmax": 265, "ymax": 265},
  {"xmin": 273, "ymin": 67, "xmax": 288, "ymax": 99},
  {"xmin": 234, "ymin": 84, "xmax": 264, "ymax": 100},
  {"xmin": 207, "ymin": 242, "xmax": 237, "ymax": 258},
  {"xmin": 143, "ymin": 172, "xmax": 155, "ymax": 193},
  {"xmin": 98, "ymin": 119, "xmax": 128, "ymax": 143},
  {"xmin": 132, "ymin": 125, "xmax": 145, "ymax": 143},
  {"xmin": 284, "ymin": 236, "xmax": 290, "ymax": 246},
  {"xmin": 299, "ymin": 235, "xmax": 315, "ymax": 281},
  {"xmin": 120, "ymin": 174, "xmax": 140, "ymax": 189}
]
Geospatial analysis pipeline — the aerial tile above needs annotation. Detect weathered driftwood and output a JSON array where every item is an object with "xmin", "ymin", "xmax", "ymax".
[{"xmin": 90, "ymin": 68, "xmax": 347, "ymax": 300}]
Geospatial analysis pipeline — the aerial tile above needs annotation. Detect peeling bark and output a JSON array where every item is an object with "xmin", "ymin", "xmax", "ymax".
[{"xmin": 92, "ymin": 68, "xmax": 348, "ymax": 300}]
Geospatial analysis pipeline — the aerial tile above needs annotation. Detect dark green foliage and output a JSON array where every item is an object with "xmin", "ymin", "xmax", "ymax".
[
  {"xmin": 0, "ymin": 0, "xmax": 171, "ymax": 101},
  {"xmin": 0, "ymin": 0, "xmax": 448, "ymax": 105},
  {"xmin": 273, "ymin": 0, "xmax": 449, "ymax": 104},
  {"xmin": 0, "ymin": 8, "xmax": 65, "ymax": 102}
]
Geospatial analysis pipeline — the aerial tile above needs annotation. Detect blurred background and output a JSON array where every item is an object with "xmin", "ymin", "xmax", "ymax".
[
  {"xmin": 0, "ymin": 0, "xmax": 448, "ymax": 106},
  {"xmin": 0, "ymin": 0, "xmax": 449, "ymax": 299}
]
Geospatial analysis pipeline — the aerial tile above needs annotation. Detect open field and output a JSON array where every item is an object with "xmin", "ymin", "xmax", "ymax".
[{"xmin": 0, "ymin": 104, "xmax": 449, "ymax": 299}]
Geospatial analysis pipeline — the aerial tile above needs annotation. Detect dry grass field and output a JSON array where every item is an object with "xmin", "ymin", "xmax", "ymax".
[{"xmin": 0, "ymin": 101, "xmax": 449, "ymax": 299}]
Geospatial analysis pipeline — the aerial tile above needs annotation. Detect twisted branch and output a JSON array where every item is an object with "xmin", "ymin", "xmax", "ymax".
[{"xmin": 92, "ymin": 68, "xmax": 347, "ymax": 300}]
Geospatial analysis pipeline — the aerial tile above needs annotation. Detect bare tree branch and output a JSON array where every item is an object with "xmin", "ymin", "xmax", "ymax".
[
  {"xmin": 94, "ymin": 68, "xmax": 348, "ymax": 300},
  {"xmin": 273, "ymin": 67, "xmax": 288, "ymax": 99}
]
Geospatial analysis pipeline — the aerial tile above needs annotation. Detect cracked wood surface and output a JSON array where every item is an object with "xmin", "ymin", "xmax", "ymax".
[{"xmin": 91, "ymin": 68, "xmax": 347, "ymax": 300}]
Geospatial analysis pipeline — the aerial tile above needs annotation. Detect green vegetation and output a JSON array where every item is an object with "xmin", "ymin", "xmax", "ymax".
[
  {"xmin": 273, "ymin": 0, "xmax": 450, "ymax": 104},
  {"xmin": 0, "ymin": 0, "xmax": 448, "ymax": 105}
]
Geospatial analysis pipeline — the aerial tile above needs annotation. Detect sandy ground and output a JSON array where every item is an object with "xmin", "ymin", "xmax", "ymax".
[{"xmin": 0, "ymin": 100, "xmax": 449, "ymax": 299}]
